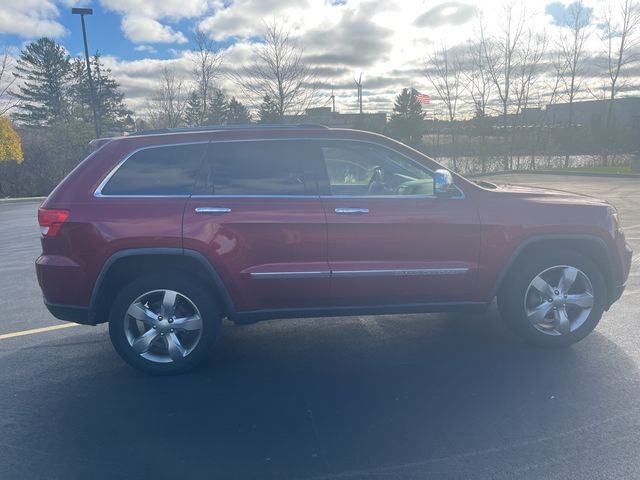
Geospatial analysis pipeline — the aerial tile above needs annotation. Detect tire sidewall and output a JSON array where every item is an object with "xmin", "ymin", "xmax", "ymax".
[
  {"xmin": 499, "ymin": 250, "xmax": 606, "ymax": 347},
  {"xmin": 108, "ymin": 271, "xmax": 220, "ymax": 375}
]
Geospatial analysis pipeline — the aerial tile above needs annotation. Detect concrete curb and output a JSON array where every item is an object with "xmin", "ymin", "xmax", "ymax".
[
  {"xmin": 468, "ymin": 170, "xmax": 640, "ymax": 179},
  {"xmin": 0, "ymin": 196, "xmax": 46, "ymax": 204}
]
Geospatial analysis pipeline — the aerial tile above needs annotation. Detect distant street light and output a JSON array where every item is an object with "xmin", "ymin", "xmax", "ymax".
[{"xmin": 71, "ymin": 7, "xmax": 100, "ymax": 138}]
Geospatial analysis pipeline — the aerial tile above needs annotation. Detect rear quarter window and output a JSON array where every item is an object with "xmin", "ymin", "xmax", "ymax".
[{"xmin": 99, "ymin": 143, "xmax": 206, "ymax": 196}]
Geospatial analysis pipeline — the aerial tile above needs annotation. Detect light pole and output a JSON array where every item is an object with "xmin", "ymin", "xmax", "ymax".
[{"xmin": 71, "ymin": 7, "xmax": 100, "ymax": 138}]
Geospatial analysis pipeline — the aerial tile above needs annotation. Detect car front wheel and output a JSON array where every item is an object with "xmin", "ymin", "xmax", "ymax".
[{"xmin": 498, "ymin": 250, "xmax": 606, "ymax": 347}]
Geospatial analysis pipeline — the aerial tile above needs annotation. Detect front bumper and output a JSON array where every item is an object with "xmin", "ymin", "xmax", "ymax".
[
  {"xmin": 607, "ymin": 242, "xmax": 632, "ymax": 309},
  {"xmin": 607, "ymin": 284, "xmax": 626, "ymax": 309}
]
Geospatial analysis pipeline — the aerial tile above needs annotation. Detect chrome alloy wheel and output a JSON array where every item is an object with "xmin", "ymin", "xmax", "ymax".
[
  {"xmin": 123, "ymin": 289, "xmax": 203, "ymax": 363},
  {"xmin": 524, "ymin": 265, "xmax": 595, "ymax": 336}
]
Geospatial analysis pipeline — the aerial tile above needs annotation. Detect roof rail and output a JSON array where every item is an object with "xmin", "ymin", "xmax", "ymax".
[{"xmin": 130, "ymin": 123, "xmax": 330, "ymax": 136}]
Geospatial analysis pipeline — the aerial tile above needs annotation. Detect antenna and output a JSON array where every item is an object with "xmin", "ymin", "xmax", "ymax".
[
  {"xmin": 330, "ymin": 88, "xmax": 336, "ymax": 113},
  {"xmin": 353, "ymin": 73, "xmax": 363, "ymax": 114}
]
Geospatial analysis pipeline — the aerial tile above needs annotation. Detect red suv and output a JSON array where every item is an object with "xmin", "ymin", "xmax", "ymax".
[{"xmin": 36, "ymin": 125, "xmax": 632, "ymax": 374}]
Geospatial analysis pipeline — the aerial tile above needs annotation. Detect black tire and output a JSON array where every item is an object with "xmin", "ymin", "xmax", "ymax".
[
  {"xmin": 498, "ymin": 249, "xmax": 606, "ymax": 348},
  {"xmin": 108, "ymin": 271, "xmax": 220, "ymax": 375}
]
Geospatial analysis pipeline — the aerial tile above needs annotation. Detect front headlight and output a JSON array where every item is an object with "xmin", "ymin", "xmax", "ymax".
[{"xmin": 609, "ymin": 208, "xmax": 625, "ymax": 238}]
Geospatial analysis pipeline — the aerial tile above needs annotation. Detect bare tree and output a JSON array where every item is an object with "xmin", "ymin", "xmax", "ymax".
[
  {"xmin": 481, "ymin": 1, "xmax": 527, "ymax": 169},
  {"xmin": 191, "ymin": 28, "xmax": 223, "ymax": 125},
  {"xmin": 426, "ymin": 42, "xmax": 462, "ymax": 170},
  {"xmin": 235, "ymin": 20, "xmax": 317, "ymax": 119},
  {"xmin": 146, "ymin": 67, "xmax": 187, "ymax": 128},
  {"xmin": 601, "ymin": 0, "xmax": 640, "ymax": 100},
  {"xmin": 554, "ymin": 0, "xmax": 592, "ymax": 166},
  {"xmin": 512, "ymin": 30, "xmax": 547, "ymax": 169},
  {"xmin": 465, "ymin": 36, "xmax": 493, "ymax": 121},
  {"xmin": 464, "ymin": 27, "xmax": 494, "ymax": 173},
  {"xmin": 599, "ymin": 0, "xmax": 640, "ymax": 163},
  {"xmin": 0, "ymin": 48, "xmax": 18, "ymax": 115}
]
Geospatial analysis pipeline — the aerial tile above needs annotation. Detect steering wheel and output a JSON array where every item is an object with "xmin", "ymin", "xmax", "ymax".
[{"xmin": 367, "ymin": 166, "xmax": 385, "ymax": 195}]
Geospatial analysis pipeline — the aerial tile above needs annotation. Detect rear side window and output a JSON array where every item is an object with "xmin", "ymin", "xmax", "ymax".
[
  {"xmin": 202, "ymin": 140, "xmax": 325, "ymax": 196},
  {"xmin": 100, "ymin": 143, "xmax": 206, "ymax": 196}
]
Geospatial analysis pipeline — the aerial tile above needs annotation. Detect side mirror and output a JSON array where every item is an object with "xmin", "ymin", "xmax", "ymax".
[{"xmin": 434, "ymin": 169, "xmax": 454, "ymax": 196}]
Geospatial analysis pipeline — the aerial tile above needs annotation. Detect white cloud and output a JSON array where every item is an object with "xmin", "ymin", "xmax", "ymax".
[
  {"xmin": 134, "ymin": 45, "xmax": 158, "ymax": 54},
  {"xmin": 100, "ymin": 0, "xmax": 211, "ymax": 20},
  {"xmin": 121, "ymin": 16, "xmax": 187, "ymax": 44},
  {"xmin": 0, "ymin": 0, "xmax": 66, "ymax": 38},
  {"xmin": 99, "ymin": 0, "xmax": 212, "ymax": 44}
]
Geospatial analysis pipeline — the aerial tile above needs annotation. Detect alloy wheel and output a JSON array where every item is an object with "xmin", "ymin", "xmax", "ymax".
[
  {"xmin": 123, "ymin": 289, "xmax": 203, "ymax": 363},
  {"xmin": 524, "ymin": 265, "xmax": 595, "ymax": 336}
]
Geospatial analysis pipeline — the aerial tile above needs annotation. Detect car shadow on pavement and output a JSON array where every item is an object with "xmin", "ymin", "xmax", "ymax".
[{"xmin": 2, "ymin": 306, "xmax": 640, "ymax": 480}]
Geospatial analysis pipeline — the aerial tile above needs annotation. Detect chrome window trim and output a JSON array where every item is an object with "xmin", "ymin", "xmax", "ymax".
[
  {"xmin": 93, "ymin": 137, "xmax": 465, "ymax": 199},
  {"xmin": 250, "ymin": 267, "xmax": 469, "ymax": 280},
  {"xmin": 190, "ymin": 194, "xmax": 319, "ymax": 199}
]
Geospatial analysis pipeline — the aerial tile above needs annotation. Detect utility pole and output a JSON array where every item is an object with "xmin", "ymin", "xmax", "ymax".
[
  {"xmin": 330, "ymin": 88, "xmax": 336, "ymax": 113},
  {"xmin": 72, "ymin": 7, "xmax": 100, "ymax": 138}
]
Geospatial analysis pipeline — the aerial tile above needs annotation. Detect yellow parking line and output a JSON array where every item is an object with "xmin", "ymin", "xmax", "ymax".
[{"xmin": 0, "ymin": 323, "xmax": 78, "ymax": 340}]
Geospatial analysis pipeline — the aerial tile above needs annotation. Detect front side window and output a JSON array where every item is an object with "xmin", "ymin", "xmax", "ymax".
[
  {"xmin": 203, "ymin": 140, "xmax": 325, "ymax": 196},
  {"xmin": 320, "ymin": 141, "xmax": 434, "ymax": 196},
  {"xmin": 100, "ymin": 143, "xmax": 206, "ymax": 196}
]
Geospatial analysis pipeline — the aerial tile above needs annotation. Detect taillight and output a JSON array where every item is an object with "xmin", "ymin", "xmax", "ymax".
[{"xmin": 38, "ymin": 208, "xmax": 69, "ymax": 237}]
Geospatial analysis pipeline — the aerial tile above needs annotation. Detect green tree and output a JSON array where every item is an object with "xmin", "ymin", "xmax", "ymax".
[
  {"xmin": 226, "ymin": 97, "xmax": 251, "ymax": 124},
  {"xmin": 258, "ymin": 95, "xmax": 281, "ymax": 123},
  {"xmin": 206, "ymin": 88, "xmax": 228, "ymax": 125},
  {"xmin": 69, "ymin": 54, "xmax": 133, "ymax": 135},
  {"xmin": 12, "ymin": 38, "xmax": 71, "ymax": 126},
  {"xmin": 184, "ymin": 90, "xmax": 203, "ymax": 127},
  {"xmin": 0, "ymin": 117, "xmax": 23, "ymax": 162},
  {"xmin": 388, "ymin": 88, "xmax": 426, "ymax": 146}
]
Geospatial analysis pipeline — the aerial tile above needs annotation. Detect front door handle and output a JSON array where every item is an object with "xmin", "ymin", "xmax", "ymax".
[
  {"xmin": 334, "ymin": 207, "xmax": 369, "ymax": 214},
  {"xmin": 195, "ymin": 207, "xmax": 231, "ymax": 214}
]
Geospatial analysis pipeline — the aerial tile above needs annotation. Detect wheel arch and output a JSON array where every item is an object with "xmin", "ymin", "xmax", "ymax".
[
  {"xmin": 491, "ymin": 234, "xmax": 616, "ymax": 308},
  {"xmin": 89, "ymin": 248, "xmax": 235, "ymax": 324}
]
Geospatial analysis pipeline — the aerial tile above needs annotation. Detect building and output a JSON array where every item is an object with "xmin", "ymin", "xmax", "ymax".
[
  {"xmin": 514, "ymin": 97, "xmax": 640, "ymax": 130},
  {"xmin": 283, "ymin": 107, "xmax": 387, "ymax": 130}
]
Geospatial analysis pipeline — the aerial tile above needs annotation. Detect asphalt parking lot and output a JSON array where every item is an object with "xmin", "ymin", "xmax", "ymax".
[{"xmin": 1, "ymin": 173, "xmax": 639, "ymax": 480}]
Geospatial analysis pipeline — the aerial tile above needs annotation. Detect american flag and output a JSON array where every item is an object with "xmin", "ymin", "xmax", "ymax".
[{"xmin": 412, "ymin": 88, "xmax": 430, "ymax": 105}]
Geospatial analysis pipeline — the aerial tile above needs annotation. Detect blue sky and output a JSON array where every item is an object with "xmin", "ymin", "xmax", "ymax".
[{"xmin": 0, "ymin": 4, "xmax": 233, "ymax": 61}]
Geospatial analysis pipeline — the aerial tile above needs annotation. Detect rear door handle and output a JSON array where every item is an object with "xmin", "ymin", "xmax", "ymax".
[
  {"xmin": 334, "ymin": 207, "xmax": 369, "ymax": 214},
  {"xmin": 195, "ymin": 207, "xmax": 231, "ymax": 214}
]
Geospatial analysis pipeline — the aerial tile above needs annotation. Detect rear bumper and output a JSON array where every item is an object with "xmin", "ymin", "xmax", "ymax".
[{"xmin": 43, "ymin": 299, "xmax": 93, "ymax": 325}]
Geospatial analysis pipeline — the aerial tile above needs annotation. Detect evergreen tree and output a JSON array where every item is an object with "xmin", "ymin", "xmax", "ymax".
[
  {"xmin": 388, "ymin": 88, "xmax": 426, "ymax": 146},
  {"xmin": 69, "ymin": 53, "xmax": 133, "ymax": 135},
  {"xmin": 184, "ymin": 90, "xmax": 203, "ymax": 127},
  {"xmin": 206, "ymin": 89, "xmax": 228, "ymax": 125},
  {"xmin": 12, "ymin": 38, "xmax": 71, "ymax": 126},
  {"xmin": 226, "ymin": 97, "xmax": 251, "ymax": 124},
  {"xmin": 258, "ymin": 95, "xmax": 281, "ymax": 123}
]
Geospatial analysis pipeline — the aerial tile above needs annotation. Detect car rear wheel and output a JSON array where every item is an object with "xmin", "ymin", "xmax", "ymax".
[
  {"xmin": 109, "ymin": 272, "xmax": 220, "ymax": 374},
  {"xmin": 498, "ymin": 250, "xmax": 606, "ymax": 347}
]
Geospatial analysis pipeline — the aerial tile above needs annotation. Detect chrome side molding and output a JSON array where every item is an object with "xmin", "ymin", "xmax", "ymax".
[
  {"xmin": 331, "ymin": 268, "xmax": 469, "ymax": 277},
  {"xmin": 250, "ymin": 271, "xmax": 331, "ymax": 280},
  {"xmin": 251, "ymin": 267, "xmax": 469, "ymax": 280}
]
